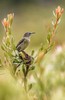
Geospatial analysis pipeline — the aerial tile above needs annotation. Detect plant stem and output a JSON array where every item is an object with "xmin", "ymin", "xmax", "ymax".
[
  {"xmin": 24, "ymin": 65, "xmax": 29, "ymax": 91},
  {"xmin": 24, "ymin": 76, "xmax": 27, "ymax": 91}
]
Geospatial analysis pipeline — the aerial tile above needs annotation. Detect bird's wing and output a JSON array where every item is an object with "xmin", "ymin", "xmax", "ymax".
[{"xmin": 16, "ymin": 38, "xmax": 25, "ymax": 48}]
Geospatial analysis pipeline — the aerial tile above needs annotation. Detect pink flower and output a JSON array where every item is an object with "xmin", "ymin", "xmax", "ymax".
[
  {"xmin": 55, "ymin": 6, "xmax": 64, "ymax": 18},
  {"xmin": 2, "ymin": 18, "xmax": 9, "ymax": 28},
  {"xmin": 2, "ymin": 13, "xmax": 14, "ymax": 32}
]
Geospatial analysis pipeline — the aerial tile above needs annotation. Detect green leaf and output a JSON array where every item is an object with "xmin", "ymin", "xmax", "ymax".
[
  {"xmin": 22, "ymin": 64, "xmax": 26, "ymax": 74},
  {"xmin": 28, "ymin": 83, "xmax": 32, "ymax": 91},
  {"xmin": 40, "ymin": 43, "xmax": 44, "ymax": 51},
  {"xmin": 29, "ymin": 66, "xmax": 35, "ymax": 71},
  {"xmin": 47, "ymin": 33, "xmax": 52, "ymax": 44},
  {"xmin": 1, "ymin": 45, "xmax": 5, "ymax": 51},
  {"xmin": 50, "ymin": 41, "xmax": 55, "ymax": 48},
  {"xmin": 53, "ymin": 11, "xmax": 56, "ymax": 17},
  {"xmin": 31, "ymin": 50, "xmax": 35, "ymax": 56}
]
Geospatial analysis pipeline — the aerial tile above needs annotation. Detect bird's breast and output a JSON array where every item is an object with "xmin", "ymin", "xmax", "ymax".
[
  {"xmin": 16, "ymin": 37, "xmax": 30, "ymax": 51},
  {"xmin": 21, "ymin": 38, "xmax": 30, "ymax": 50}
]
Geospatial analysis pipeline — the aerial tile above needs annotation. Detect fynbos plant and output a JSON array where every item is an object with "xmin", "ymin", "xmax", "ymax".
[{"xmin": 1, "ymin": 6, "xmax": 64, "ymax": 98}]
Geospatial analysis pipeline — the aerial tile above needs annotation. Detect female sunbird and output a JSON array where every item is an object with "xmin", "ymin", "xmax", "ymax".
[{"xmin": 16, "ymin": 32, "xmax": 35, "ymax": 52}]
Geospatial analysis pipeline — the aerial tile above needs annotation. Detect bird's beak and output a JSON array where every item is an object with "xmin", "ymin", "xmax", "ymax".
[{"xmin": 31, "ymin": 32, "xmax": 35, "ymax": 34}]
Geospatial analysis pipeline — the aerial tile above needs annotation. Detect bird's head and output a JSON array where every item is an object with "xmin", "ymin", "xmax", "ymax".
[{"xmin": 23, "ymin": 32, "xmax": 35, "ymax": 38}]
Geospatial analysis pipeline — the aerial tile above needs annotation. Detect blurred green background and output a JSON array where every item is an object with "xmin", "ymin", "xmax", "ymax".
[{"xmin": 0, "ymin": 1, "xmax": 65, "ymax": 100}]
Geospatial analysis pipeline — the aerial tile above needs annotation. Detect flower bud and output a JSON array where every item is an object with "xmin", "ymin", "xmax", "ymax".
[
  {"xmin": 2, "ymin": 18, "xmax": 9, "ymax": 28},
  {"xmin": 7, "ymin": 13, "xmax": 14, "ymax": 25},
  {"xmin": 55, "ymin": 6, "xmax": 64, "ymax": 19}
]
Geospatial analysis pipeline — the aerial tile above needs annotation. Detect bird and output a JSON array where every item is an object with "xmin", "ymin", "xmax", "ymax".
[{"xmin": 16, "ymin": 32, "xmax": 35, "ymax": 52}]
